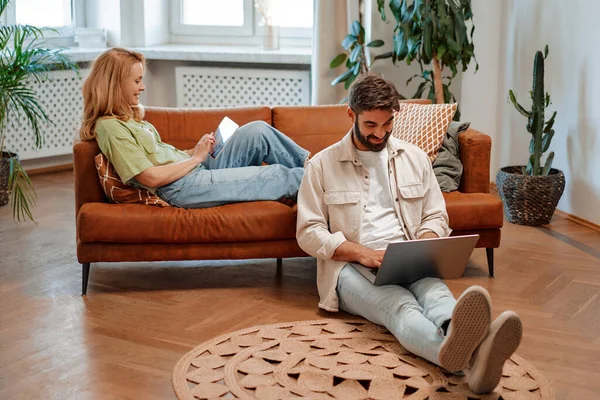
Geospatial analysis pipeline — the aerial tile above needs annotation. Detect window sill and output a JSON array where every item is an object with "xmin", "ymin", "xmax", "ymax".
[{"xmin": 64, "ymin": 44, "xmax": 312, "ymax": 66}]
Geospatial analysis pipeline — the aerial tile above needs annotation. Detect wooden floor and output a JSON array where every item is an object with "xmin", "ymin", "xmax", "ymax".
[{"xmin": 1, "ymin": 170, "xmax": 599, "ymax": 399}]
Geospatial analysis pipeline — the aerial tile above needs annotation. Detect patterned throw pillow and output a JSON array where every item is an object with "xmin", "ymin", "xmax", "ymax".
[
  {"xmin": 94, "ymin": 153, "xmax": 170, "ymax": 207},
  {"xmin": 391, "ymin": 102, "xmax": 458, "ymax": 162}
]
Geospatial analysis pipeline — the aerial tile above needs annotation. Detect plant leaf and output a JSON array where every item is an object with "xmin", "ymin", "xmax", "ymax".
[
  {"xmin": 350, "ymin": 20, "xmax": 363, "ymax": 38},
  {"xmin": 412, "ymin": 80, "xmax": 429, "ymax": 99},
  {"xmin": 344, "ymin": 72, "xmax": 359, "ymax": 90},
  {"xmin": 542, "ymin": 151, "xmax": 554, "ymax": 175},
  {"xmin": 541, "ymin": 129, "xmax": 554, "ymax": 153},
  {"xmin": 422, "ymin": 21, "xmax": 433, "ymax": 63},
  {"xmin": 366, "ymin": 39, "xmax": 385, "ymax": 48},
  {"xmin": 331, "ymin": 68, "xmax": 354, "ymax": 86},
  {"xmin": 544, "ymin": 111, "xmax": 557, "ymax": 133},
  {"xmin": 377, "ymin": 0, "xmax": 387, "ymax": 21},
  {"xmin": 8, "ymin": 157, "xmax": 36, "ymax": 222},
  {"xmin": 526, "ymin": 154, "xmax": 534, "ymax": 175},
  {"xmin": 508, "ymin": 90, "xmax": 531, "ymax": 118},
  {"xmin": 329, "ymin": 53, "xmax": 347, "ymax": 69},
  {"xmin": 373, "ymin": 51, "xmax": 393, "ymax": 61},
  {"xmin": 350, "ymin": 44, "xmax": 362, "ymax": 63},
  {"xmin": 529, "ymin": 137, "xmax": 535, "ymax": 155},
  {"xmin": 342, "ymin": 34, "xmax": 357, "ymax": 50}
]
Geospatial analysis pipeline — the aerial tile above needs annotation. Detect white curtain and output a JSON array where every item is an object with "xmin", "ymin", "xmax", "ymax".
[{"xmin": 311, "ymin": 0, "xmax": 359, "ymax": 105}]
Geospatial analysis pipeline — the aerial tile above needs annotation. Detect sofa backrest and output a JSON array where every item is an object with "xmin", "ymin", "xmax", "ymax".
[
  {"xmin": 272, "ymin": 105, "xmax": 351, "ymax": 156},
  {"xmin": 272, "ymin": 99, "xmax": 431, "ymax": 156},
  {"xmin": 144, "ymin": 106, "xmax": 271, "ymax": 150}
]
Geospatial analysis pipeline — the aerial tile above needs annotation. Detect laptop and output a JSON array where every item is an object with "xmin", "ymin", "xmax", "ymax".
[{"xmin": 352, "ymin": 234, "xmax": 479, "ymax": 286}]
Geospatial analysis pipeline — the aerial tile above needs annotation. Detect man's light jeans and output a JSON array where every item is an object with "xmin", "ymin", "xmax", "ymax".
[
  {"xmin": 156, "ymin": 121, "xmax": 308, "ymax": 208},
  {"xmin": 337, "ymin": 264, "xmax": 457, "ymax": 366}
]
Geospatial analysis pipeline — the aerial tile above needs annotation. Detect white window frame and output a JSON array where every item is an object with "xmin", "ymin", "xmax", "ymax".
[
  {"xmin": 170, "ymin": 0, "xmax": 312, "ymax": 44},
  {"xmin": 171, "ymin": 0, "xmax": 255, "ymax": 37},
  {"xmin": 3, "ymin": 0, "xmax": 86, "ymax": 37}
]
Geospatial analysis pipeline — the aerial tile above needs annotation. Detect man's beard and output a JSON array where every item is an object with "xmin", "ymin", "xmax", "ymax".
[{"xmin": 353, "ymin": 121, "xmax": 391, "ymax": 152}]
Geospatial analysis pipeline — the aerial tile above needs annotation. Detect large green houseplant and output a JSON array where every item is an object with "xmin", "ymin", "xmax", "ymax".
[
  {"xmin": 376, "ymin": 0, "xmax": 477, "ymax": 110},
  {"xmin": 0, "ymin": 0, "xmax": 78, "ymax": 221},
  {"xmin": 496, "ymin": 45, "xmax": 565, "ymax": 226}
]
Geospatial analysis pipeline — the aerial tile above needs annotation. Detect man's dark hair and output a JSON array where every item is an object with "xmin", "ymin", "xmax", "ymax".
[{"xmin": 348, "ymin": 72, "xmax": 401, "ymax": 115}]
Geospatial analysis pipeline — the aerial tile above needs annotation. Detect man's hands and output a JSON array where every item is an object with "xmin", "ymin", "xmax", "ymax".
[
  {"xmin": 191, "ymin": 132, "xmax": 216, "ymax": 163},
  {"xmin": 333, "ymin": 232, "xmax": 440, "ymax": 269},
  {"xmin": 332, "ymin": 241, "xmax": 385, "ymax": 269},
  {"xmin": 418, "ymin": 232, "xmax": 439, "ymax": 239},
  {"xmin": 357, "ymin": 248, "xmax": 386, "ymax": 268}
]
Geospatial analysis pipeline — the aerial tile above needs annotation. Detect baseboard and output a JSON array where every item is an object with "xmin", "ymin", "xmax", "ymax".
[
  {"xmin": 26, "ymin": 163, "xmax": 73, "ymax": 176},
  {"xmin": 553, "ymin": 210, "xmax": 600, "ymax": 233},
  {"xmin": 490, "ymin": 181, "xmax": 600, "ymax": 233}
]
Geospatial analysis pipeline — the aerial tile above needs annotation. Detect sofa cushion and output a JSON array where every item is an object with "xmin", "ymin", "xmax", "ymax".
[
  {"xmin": 94, "ymin": 153, "xmax": 170, "ymax": 207},
  {"xmin": 392, "ymin": 103, "xmax": 457, "ymax": 162},
  {"xmin": 78, "ymin": 201, "xmax": 298, "ymax": 243},
  {"xmin": 443, "ymin": 192, "xmax": 504, "ymax": 230}
]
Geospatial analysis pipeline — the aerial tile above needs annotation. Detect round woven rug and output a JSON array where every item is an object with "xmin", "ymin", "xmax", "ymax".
[{"xmin": 172, "ymin": 319, "xmax": 553, "ymax": 399}]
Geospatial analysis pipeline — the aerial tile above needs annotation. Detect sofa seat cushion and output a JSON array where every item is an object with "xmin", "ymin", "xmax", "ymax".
[
  {"xmin": 443, "ymin": 192, "xmax": 504, "ymax": 230},
  {"xmin": 78, "ymin": 202, "xmax": 298, "ymax": 244}
]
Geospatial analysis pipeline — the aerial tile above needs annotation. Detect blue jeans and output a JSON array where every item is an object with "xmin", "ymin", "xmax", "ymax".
[
  {"xmin": 337, "ymin": 264, "xmax": 457, "ymax": 366},
  {"xmin": 156, "ymin": 121, "xmax": 308, "ymax": 208}
]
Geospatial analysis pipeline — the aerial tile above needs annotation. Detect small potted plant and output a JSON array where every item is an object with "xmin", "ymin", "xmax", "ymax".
[
  {"xmin": 0, "ymin": 0, "xmax": 78, "ymax": 221},
  {"xmin": 496, "ymin": 45, "xmax": 565, "ymax": 226}
]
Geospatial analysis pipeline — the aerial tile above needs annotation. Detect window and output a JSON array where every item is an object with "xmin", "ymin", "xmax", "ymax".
[
  {"xmin": 174, "ymin": 0, "xmax": 253, "ymax": 36},
  {"xmin": 16, "ymin": 0, "xmax": 73, "ymax": 27},
  {"xmin": 4, "ymin": 0, "xmax": 81, "ymax": 28},
  {"xmin": 171, "ymin": 0, "xmax": 313, "ymax": 45}
]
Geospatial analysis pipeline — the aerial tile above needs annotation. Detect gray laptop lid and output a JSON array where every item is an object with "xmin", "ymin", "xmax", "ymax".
[{"xmin": 370, "ymin": 234, "xmax": 480, "ymax": 286}]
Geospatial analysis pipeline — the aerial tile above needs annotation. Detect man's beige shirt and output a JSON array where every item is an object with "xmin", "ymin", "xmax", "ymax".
[{"xmin": 296, "ymin": 130, "xmax": 452, "ymax": 311}]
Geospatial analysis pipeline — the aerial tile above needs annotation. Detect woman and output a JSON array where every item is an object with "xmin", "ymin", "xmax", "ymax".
[{"xmin": 80, "ymin": 48, "xmax": 309, "ymax": 208}]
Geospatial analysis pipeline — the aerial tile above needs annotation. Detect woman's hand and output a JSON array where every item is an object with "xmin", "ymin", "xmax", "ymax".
[{"xmin": 192, "ymin": 133, "xmax": 216, "ymax": 162}]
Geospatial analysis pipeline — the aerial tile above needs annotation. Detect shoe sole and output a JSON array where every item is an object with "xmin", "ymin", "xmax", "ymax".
[
  {"xmin": 438, "ymin": 286, "xmax": 492, "ymax": 372},
  {"xmin": 469, "ymin": 312, "xmax": 523, "ymax": 394}
]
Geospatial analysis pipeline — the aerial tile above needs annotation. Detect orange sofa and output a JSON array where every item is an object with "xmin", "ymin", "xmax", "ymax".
[{"xmin": 73, "ymin": 104, "xmax": 503, "ymax": 295}]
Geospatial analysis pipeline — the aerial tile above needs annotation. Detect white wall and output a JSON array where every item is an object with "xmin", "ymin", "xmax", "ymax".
[{"xmin": 461, "ymin": 0, "xmax": 600, "ymax": 225}]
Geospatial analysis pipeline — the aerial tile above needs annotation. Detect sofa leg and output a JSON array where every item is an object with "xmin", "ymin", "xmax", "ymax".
[
  {"xmin": 276, "ymin": 258, "xmax": 283, "ymax": 270},
  {"xmin": 486, "ymin": 248, "xmax": 494, "ymax": 278},
  {"xmin": 82, "ymin": 263, "xmax": 91, "ymax": 295}
]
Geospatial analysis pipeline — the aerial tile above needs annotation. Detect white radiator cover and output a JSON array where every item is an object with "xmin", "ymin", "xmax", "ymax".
[
  {"xmin": 175, "ymin": 67, "xmax": 310, "ymax": 108},
  {"xmin": 4, "ymin": 67, "xmax": 310, "ymax": 162},
  {"xmin": 4, "ymin": 69, "xmax": 88, "ymax": 161}
]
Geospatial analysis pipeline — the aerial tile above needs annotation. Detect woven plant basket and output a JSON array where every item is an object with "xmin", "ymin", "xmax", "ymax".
[
  {"xmin": 496, "ymin": 166, "xmax": 565, "ymax": 226},
  {"xmin": 0, "ymin": 152, "xmax": 18, "ymax": 207}
]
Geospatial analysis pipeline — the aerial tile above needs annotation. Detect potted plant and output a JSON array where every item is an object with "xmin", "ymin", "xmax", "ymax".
[
  {"xmin": 0, "ymin": 0, "xmax": 78, "ymax": 221},
  {"xmin": 375, "ymin": 0, "xmax": 477, "ymax": 118},
  {"xmin": 496, "ymin": 45, "xmax": 565, "ymax": 226}
]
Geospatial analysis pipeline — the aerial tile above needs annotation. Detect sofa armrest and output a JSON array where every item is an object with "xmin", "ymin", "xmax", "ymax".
[
  {"xmin": 458, "ymin": 128, "xmax": 491, "ymax": 193},
  {"xmin": 73, "ymin": 138, "xmax": 107, "ymax": 218}
]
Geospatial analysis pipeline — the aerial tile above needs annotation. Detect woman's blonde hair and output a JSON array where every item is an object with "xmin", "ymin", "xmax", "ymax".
[{"xmin": 79, "ymin": 48, "xmax": 146, "ymax": 140}]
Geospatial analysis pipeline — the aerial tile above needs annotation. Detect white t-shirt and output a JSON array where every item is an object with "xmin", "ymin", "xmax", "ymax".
[{"xmin": 355, "ymin": 148, "xmax": 406, "ymax": 250}]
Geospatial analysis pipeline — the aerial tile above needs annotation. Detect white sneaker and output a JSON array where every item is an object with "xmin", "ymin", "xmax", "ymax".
[
  {"xmin": 438, "ymin": 285, "xmax": 492, "ymax": 372},
  {"xmin": 468, "ymin": 311, "xmax": 523, "ymax": 394}
]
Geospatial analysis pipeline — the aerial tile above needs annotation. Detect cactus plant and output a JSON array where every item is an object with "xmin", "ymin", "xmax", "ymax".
[{"xmin": 508, "ymin": 45, "xmax": 557, "ymax": 176}]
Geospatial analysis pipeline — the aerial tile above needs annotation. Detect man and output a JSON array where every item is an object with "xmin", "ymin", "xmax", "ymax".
[{"xmin": 296, "ymin": 73, "xmax": 522, "ymax": 394}]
